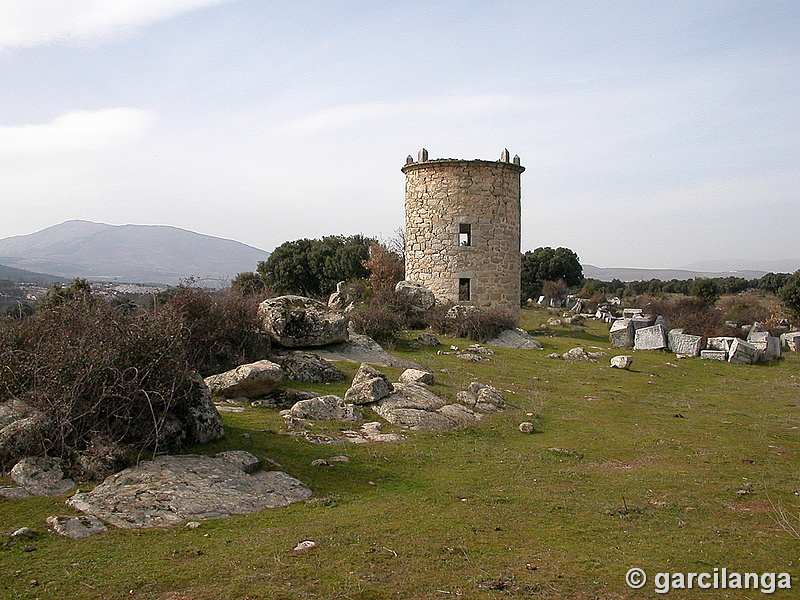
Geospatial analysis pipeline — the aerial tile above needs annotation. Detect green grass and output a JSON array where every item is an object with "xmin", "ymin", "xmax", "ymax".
[{"xmin": 2, "ymin": 308, "xmax": 799, "ymax": 599}]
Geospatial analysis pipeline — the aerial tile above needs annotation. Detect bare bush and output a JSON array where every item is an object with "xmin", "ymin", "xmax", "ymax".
[
  {"xmin": 349, "ymin": 289, "xmax": 428, "ymax": 342},
  {"xmin": 158, "ymin": 287, "xmax": 271, "ymax": 376},
  {"xmin": 362, "ymin": 242, "xmax": 404, "ymax": 293},
  {"xmin": 639, "ymin": 296, "xmax": 733, "ymax": 340},
  {"xmin": 428, "ymin": 305, "xmax": 519, "ymax": 342},
  {"xmin": 0, "ymin": 297, "xmax": 201, "ymax": 471},
  {"xmin": 718, "ymin": 294, "xmax": 771, "ymax": 326}
]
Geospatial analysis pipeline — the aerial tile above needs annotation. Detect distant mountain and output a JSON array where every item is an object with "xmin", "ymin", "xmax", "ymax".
[
  {"xmin": 0, "ymin": 263, "xmax": 67, "ymax": 285},
  {"xmin": 0, "ymin": 220, "xmax": 270, "ymax": 286},
  {"xmin": 682, "ymin": 258, "xmax": 799, "ymax": 274},
  {"xmin": 582, "ymin": 264, "xmax": 768, "ymax": 283}
]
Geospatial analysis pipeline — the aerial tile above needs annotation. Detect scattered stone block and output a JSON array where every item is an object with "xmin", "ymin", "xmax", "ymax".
[
  {"xmin": 667, "ymin": 329, "xmax": 702, "ymax": 356},
  {"xmin": 631, "ymin": 316, "xmax": 656, "ymax": 330},
  {"xmin": 633, "ymin": 324, "xmax": 668, "ymax": 350},
  {"xmin": 780, "ymin": 332, "xmax": 800, "ymax": 351},
  {"xmin": 746, "ymin": 322, "xmax": 768, "ymax": 342},
  {"xmin": 518, "ymin": 422, "xmax": 535, "ymax": 434},
  {"xmin": 609, "ymin": 319, "xmax": 634, "ymax": 348},
  {"xmin": 749, "ymin": 334, "xmax": 782, "ymax": 360},
  {"xmin": 707, "ymin": 337, "xmax": 736, "ymax": 352},
  {"xmin": 700, "ymin": 350, "xmax": 727, "ymax": 361},
  {"xmin": 610, "ymin": 355, "xmax": 633, "ymax": 370},
  {"xmin": 728, "ymin": 338, "xmax": 760, "ymax": 364}
]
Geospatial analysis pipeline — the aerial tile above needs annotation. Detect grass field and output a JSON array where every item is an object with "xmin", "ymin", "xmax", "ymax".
[{"xmin": 1, "ymin": 308, "xmax": 798, "ymax": 599}]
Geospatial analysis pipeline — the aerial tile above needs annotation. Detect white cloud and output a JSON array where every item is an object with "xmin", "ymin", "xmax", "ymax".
[
  {"xmin": 0, "ymin": 108, "xmax": 154, "ymax": 156},
  {"xmin": 0, "ymin": 0, "xmax": 235, "ymax": 47},
  {"xmin": 279, "ymin": 94, "xmax": 529, "ymax": 136}
]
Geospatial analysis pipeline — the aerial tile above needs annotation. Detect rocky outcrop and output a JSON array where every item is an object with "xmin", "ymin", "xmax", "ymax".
[
  {"xmin": 342, "ymin": 421, "xmax": 407, "ymax": 443},
  {"xmin": 372, "ymin": 383, "xmax": 481, "ymax": 430},
  {"xmin": 345, "ymin": 377, "xmax": 393, "ymax": 405},
  {"xmin": 47, "ymin": 515, "xmax": 107, "ymax": 539},
  {"xmin": 344, "ymin": 363, "xmax": 395, "ymax": 405},
  {"xmin": 10, "ymin": 456, "xmax": 76, "ymax": 497},
  {"xmin": 562, "ymin": 347, "xmax": 599, "ymax": 362},
  {"xmin": 0, "ymin": 400, "xmax": 49, "ymax": 467},
  {"xmin": 258, "ymin": 295, "xmax": 349, "ymax": 347},
  {"xmin": 327, "ymin": 281, "xmax": 360, "ymax": 311},
  {"xmin": 398, "ymin": 369, "xmax": 435, "ymax": 385},
  {"xmin": 273, "ymin": 352, "xmax": 346, "ymax": 383},
  {"xmin": 313, "ymin": 328, "xmax": 425, "ymax": 370},
  {"xmin": 283, "ymin": 395, "xmax": 362, "ymax": 422},
  {"xmin": 456, "ymin": 382, "xmax": 507, "ymax": 413},
  {"xmin": 486, "ymin": 328, "xmax": 543, "ymax": 349},
  {"xmin": 67, "ymin": 453, "xmax": 312, "ymax": 529},
  {"xmin": 204, "ymin": 360, "xmax": 284, "ymax": 399},
  {"xmin": 394, "ymin": 281, "xmax": 436, "ymax": 310},
  {"xmin": 185, "ymin": 371, "xmax": 226, "ymax": 444}
]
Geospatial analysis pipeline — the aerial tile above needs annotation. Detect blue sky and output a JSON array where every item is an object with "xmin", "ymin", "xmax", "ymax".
[{"xmin": 1, "ymin": 0, "xmax": 797, "ymax": 270}]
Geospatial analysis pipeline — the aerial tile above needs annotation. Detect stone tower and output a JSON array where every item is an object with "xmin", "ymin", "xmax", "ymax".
[{"xmin": 402, "ymin": 149, "xmax": 524, "ymax": 314}]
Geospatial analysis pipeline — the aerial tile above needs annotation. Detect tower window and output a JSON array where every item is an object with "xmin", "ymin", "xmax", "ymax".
[
  {"xmin": 459, "ymin": 223, "xmax": 472, "ymax": 246},
  {"xmin": 459, "ymin": 278, "xmax": 471, "ymax": 301}
]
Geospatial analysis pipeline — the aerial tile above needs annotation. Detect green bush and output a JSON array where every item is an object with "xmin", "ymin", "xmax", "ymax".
[
  {"xmin": 778, "ymin": 273, "xmax": 800, "ymax": 320},
  {"xmin": 256, "ymin": 235, "xmax": 373, "ymax": 298}
]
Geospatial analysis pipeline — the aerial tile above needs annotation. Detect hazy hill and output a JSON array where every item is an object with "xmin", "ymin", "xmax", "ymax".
[
  {"xmin": 0, "ymin": 263, "xmax": 67, "ymax": 285},
  {"xmin": 582, "ymin": 264, "xmax": 769, "ymax": 283},
  {"xmin": 682, "ymin": 258, "xmax": 799, "ymax": 273},
  {"xmin": 0, "ymin": 220, "xmax": 270, "ymax": 286}
]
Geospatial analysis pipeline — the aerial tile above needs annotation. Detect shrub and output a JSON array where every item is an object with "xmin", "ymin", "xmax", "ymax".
[
  {"xmin": 158, "ymin": 287, "xmax": 271, "ymax": 376},
  {"xmin": 362, "ymin": 242, "xmax": 404, "ymax": 293},
  {"xmin": 428, "ymin": 305, "xmax": 519, "ymax": 343},
  {"xmin": 778, "ymin": 273, "xmax": 800, "ymax": 320},
  {"xmin": 718, "ymin": 294, "xmax": 770, "ymax": 326},
  {"xmin": 639, "ymin": 297, "xmax": 731, "ymax": 340},
  {"xmin": 688, "ymin": 278, "xmax": 720, "ymax": 305},
  {"xmin": 349, "ymin": 289, "xmax": 429, "ymax": 342},
  {"xmin": 0, "ymin": 297, "xmax": 198, "ymax": 470},
  {"xmin": 256, "ymin": 235, "xmax": 373, "ymax": 298},
  {"xmin": 349, "ymin": 302, "xmax": 406, "ymax": 343}
]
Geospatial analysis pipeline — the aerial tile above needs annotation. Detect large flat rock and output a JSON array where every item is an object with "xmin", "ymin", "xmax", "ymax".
[{"xmin": 67, "ymin": 454, "xmax": 311, "ymax": 529}]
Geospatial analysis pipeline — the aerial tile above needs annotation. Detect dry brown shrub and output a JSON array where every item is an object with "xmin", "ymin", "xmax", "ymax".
[{"xmin": 0, "ymin": 297, "xmax": 199, "ymax": 470}]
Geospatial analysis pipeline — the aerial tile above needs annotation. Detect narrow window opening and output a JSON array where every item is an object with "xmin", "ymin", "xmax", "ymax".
[
  {"xmin": 459, "ymin": 278, "xmax": 471, "ymax": 302},
  {"xmin": 458, "ymin": 223, "xmax": 472, "ymax": 246}
]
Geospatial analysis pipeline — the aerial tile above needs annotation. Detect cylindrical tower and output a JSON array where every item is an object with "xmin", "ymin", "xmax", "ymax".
[{"xmin": 402, "ymin": 149, "xmax": 524, "ymax": 314}]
